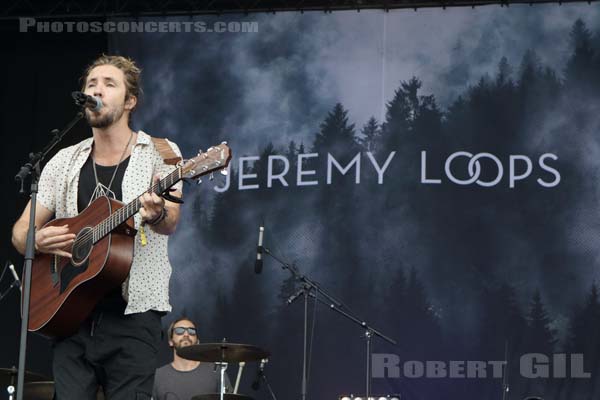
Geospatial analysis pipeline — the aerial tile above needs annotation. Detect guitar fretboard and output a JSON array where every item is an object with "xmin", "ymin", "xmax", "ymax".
[{"xmin": 91, "ymin": 168, "xmax": 182, "ymax": 243}]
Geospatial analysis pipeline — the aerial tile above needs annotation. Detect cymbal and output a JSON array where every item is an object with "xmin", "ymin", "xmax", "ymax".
[
  {"xmin": 0, "ymin": 367, "xmax": 48, "ymax": 387},
  {"xmin": 177, "ymin": 343, "xmax": 270, "ymax": 363},
  {"xmin": 191, "ymin": 394, "xmax": 254, "ymax": 400}
]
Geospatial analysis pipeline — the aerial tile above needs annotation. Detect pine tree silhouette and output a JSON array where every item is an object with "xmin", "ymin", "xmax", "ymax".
[
  {"xmin": 358, "ymin": 116, "xmax": 381, "ymax": 154},
  {"xmin": 522, "ymin": 289, "xmax": 557, "ymax": 398},
  {"xmin": 564, "ymin": 19, "xmax": 596, "ymax": 91},
  {"xmin": 560, "ymin": 284, "xmax": 600, "ymax": 399},
  {"xmin": 496, "ymin": 56, "xmax": 513, "ymax": 88},
  {"xmin": 313, "ymin": 103, "xmax": 360, "ymax": 164},
  {"xmin": 526, "ymin": 290, "xmax": 558, "ymax": 354},
  {"xmin": 476, "ymin": 283, "xmax": 527, "ymax": 398}
]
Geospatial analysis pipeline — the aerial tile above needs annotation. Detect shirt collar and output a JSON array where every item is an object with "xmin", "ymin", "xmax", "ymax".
[
  {"xmin": 79, "ymin": 130, "xmax": 151, "ymax": 150},
  {"xmin": 80, "ymin": 137, "xmax": 94, "ymax": 151},
  {"xmin": 136, "ymin": 130, "xmax": 151, "ymax": 146}
]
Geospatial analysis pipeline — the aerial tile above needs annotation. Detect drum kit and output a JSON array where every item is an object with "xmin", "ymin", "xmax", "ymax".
[
  {"xmin": 1, "ymin": 342, "xmax": 270, "ymax": 400},
  {"xmin": 178, "ymin": 341, "xmax": 271, "ymax": 400}
]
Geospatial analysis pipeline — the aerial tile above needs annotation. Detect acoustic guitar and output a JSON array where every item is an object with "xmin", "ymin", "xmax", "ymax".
[{"xmin": 26, "ymin": 143, "xmax": 232, "ymax": 338}]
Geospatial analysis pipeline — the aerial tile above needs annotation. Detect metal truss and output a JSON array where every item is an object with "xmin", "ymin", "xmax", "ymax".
[{"xmin": 1, "ymin": 0, "xmax": 598, "ymax": 19}]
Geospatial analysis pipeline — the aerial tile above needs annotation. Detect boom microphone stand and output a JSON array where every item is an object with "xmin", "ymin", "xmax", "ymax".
[
  {"xmin": 13, "ymin": 109, "xmax": 85, "ymax": 400},
  {"xmin": 252, "ymin": 359, "xmax": 278, "ymax": 400},
  {"xmin": 263, "ymin": 246, "xmax": 397, "ymax": 400},
  {"xmin": 258, "ymin": 371, "xmax": 278, "ymax": 400}
]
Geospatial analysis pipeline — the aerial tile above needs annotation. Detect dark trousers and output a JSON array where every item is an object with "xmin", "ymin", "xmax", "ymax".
[{"xmin": 52, "ymin": 308, "xmax": 163, "ymax": 400}]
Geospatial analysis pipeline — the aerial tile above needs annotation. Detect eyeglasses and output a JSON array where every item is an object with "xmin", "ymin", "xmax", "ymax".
[{"xmin": 173, "ymin": 327, "xmax": 197, "ymax": 336}]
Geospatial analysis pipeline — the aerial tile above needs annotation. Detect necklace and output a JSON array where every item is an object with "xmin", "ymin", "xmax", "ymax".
[{"xmin": 89, "ymin": 131, "xmax": 134, "ymax": 203}]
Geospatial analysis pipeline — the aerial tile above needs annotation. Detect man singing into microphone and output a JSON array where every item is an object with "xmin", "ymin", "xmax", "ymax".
[
  {"xmin": 11, "ymin": 55, "xmax": 183, "ymax": 399},
  {"xmin": 153, "ymin": 317, "xmax": 233, "ymax": 400}
]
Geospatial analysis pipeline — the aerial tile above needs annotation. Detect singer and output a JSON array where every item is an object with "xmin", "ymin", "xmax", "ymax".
[{"xmin": 11, "ymin": 55, "xmax": 183, "ymax": 400}]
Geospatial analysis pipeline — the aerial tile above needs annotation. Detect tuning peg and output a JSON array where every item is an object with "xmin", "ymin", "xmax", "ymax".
[
  {"xmin": 220, "ymin": 169, "xmax": 228, "ymax": 176},
  {"xmin": 197, "ymin": 149, "xmax": 203, "ymax": 156},
  {"xmin": 196, "ymin": 178, "xmax": 202, "ymax": 185},
  {"xmin": 221, "ymin": 141, "xmax": 228, "ymax": 145},
  {"xmin": 209, "ymin": 173, "xmax": 214, "ymax": 181}
]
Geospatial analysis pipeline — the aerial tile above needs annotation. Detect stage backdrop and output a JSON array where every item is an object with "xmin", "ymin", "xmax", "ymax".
[{"xmin": 107, "ymin": 4, "xmax": 600, "ymax": 399}]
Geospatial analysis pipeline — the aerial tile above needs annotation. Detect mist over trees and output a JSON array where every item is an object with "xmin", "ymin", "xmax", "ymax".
[{"xmin": 182, "ymin": 19, "xmax": 600, "ymax": 399}]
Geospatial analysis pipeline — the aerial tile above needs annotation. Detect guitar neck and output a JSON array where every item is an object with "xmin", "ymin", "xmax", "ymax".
[{"xmin": 91, "ymin": 168, "xmax": 182, "ymax": 243}]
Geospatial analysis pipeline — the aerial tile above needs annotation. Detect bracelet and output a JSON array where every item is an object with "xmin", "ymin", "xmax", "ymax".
[{"xmin": 147, "ymin": 207, "xmax": 167, "ymax": 226}]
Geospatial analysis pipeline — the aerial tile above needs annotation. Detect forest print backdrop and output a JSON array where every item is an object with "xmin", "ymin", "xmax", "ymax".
[{"xmin": 111, "ymin": 4, "xmax": 600, "ymax": 399}]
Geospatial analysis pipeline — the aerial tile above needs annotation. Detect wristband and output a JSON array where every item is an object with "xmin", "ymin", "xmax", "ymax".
[{"xmin": 148, "ymin": 207, "xmax": 167, "ymax": 226}]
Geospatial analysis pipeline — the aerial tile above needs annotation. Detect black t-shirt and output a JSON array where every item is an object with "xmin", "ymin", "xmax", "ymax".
[
  {"xmin": 78, "ymin": 153, "xmax": 131, "ymax": 311},
  {"xmin": 78, "ymin": 154, "xmax": 130, "ymax": 213}
]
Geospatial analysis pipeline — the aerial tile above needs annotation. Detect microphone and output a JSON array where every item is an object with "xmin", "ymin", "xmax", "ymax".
[
  {"xmin": 251, "ymin": 358, "xmax": 268, "ymax": 391},
  {"xmin": 254, "ymin": 226, "xmax": 264, "ymax": 274},
  {"xmin": 287, "ymin": 287, "xmax": 305, "ymax": 305},
  {"xmin": 71, "ymin": 91, "xmax": 103, "ymax": 112},
  {"xmin": 8, "ymin": 264, "xmax": 21, "ymax": 292}
]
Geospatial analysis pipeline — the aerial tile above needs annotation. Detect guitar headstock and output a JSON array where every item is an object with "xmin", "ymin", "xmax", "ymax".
[{"xmin": 180, "ymin": 142, "xmax": 232, "ymax": 180}]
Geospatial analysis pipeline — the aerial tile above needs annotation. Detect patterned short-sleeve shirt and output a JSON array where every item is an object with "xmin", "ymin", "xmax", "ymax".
[{"xmin": 37, "ymin": 130, "xmax": 183, "ymax": 315}]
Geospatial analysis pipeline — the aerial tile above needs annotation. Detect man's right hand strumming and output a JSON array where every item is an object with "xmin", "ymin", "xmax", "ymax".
[{"xmin": 35, "ymin": 225, "xmax": 76, "ymax": 258}]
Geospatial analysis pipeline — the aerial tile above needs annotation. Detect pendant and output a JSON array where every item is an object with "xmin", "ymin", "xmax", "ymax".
[{"xmin": 89, "ymin": 182, "xmax": 116, "ymax": 206}]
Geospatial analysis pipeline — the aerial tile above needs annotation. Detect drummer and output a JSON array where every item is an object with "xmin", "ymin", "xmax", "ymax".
[{"xmin": 153, "ymin": 317, "xmax": 233, "ymax": 400}]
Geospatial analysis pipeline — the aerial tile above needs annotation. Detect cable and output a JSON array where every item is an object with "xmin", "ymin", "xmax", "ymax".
[
  {"xmin": 0, "ymin": 261, "xmax": 10, "ymax": 284},
  {"xmin": 305, "ymin": 289, "xmax": 319, "ymax": 388}
]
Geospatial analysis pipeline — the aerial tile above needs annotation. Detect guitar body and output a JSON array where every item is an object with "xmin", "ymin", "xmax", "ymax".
[{"xmin": 28, "ymin": 196, "xmax": 137, "ymax": 338}]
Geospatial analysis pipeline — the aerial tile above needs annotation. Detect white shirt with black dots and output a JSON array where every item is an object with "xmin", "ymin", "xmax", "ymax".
[{"xmin": 37, "ymin": 130, "xmax": 183, "ymax": 314}]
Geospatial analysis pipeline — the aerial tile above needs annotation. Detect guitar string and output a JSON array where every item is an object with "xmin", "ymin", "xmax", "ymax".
[
  {"xmin": 78, "ymin": 172, "xmax": 175, "ymax": 246},
  {"xmin": 76, "ymin": 149, "xmax": 221, "ymax": 246},
  {"xmin": 78, "ymin": 169, "xmax": 181, "ymax": 245}
]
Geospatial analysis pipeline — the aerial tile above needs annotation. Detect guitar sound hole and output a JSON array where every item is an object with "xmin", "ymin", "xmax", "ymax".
[{"xmin": 71, "ymin": 227, "xmax": 94, "ymax": 266}]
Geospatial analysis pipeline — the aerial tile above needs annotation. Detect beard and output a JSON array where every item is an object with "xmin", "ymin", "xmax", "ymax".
[
  {"xmin": 85, "ymin": 104, "xmax": 125, "ymax": 128},
  {"xmin": 174, "ymin": 337, "xmax": 194, "ymax": 351}
]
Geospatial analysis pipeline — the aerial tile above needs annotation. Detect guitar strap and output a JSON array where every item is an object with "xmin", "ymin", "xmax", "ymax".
[
  {"xmin": 139, "ymin": 136, "xmax": 184, "ymax": 246},
  {"xmin": 150, "ymin": 137, "xmax": 182, "ymax": 165},
  {"xmin": 149, "ymin": 136, "xmax": 184, "ymax": 204}
]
